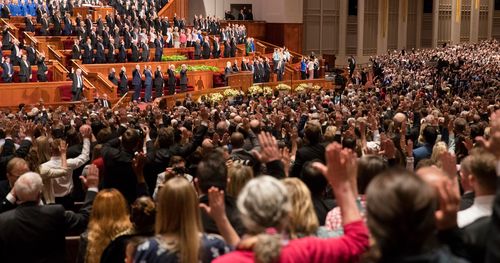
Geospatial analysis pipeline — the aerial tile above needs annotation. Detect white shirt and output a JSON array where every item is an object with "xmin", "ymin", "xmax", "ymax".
[
  {"xmin": 40, "ymin": 138, "xmax": 90, "ymax": 198},
  {"xmin": 457, "ymin": 195, "xmax": 495, "ymax": 228}
]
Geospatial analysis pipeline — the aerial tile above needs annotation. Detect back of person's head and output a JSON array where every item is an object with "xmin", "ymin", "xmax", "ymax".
[
  {"xmin": 430, "ymin": 141, "xmax": 448, "ymax": 164},
  {"xmin": 87, "ymin": 189, "xmax": 132, "ymax": 263},
  {"xmin": 196, "ymin": 150, "xmax": 228, "ymax": 193},
  {"xmin": 96, "ymin": 127, "xmax": 113, "ymax": 144},
  {"xmin": 6, "ymin": 157, "xmax": 29, "ymax": 186},
  {"xmin": 13, "ymin": 172, "xmax": 43, "ymax": 203},
  {"xmin": 130, "ymin": 196, "xmax": 156, "ymax": 233},
  {"xmin": 227, "ymin": 163, "xmax": 253, "ymax": 198},
  {"xmin": 237, "ymin": 176, "xmax": 291, "ymax": 263},
  {"xmin": 422, "ymin": 125, "xmax": 437, "ymax": 145},
  {"xmin": 156, "ymin": 127, "xmax": 175, "ymax": 149},
  {"xmin": 300, "ymin": 160, "xmax": 327, "ymax": 196},
  {"xmin": 122, "ymin": 128, "xmax": 141, "ymax": 152},
  {"xmin": 156, "ymin": 177, "xmax": 201, "ymax": 263},
  {"xmin": 35, "ymin": 135, "xmax": 51, "ymax": 163},
  {"xmin": 366, "ymin": 169, "xmax": 436, "ymax": 258},
  {"xmin": 342, "ymin": 137, "xmax": 357, "ymax": 150},
  {"xmin": 357, "ymin": 155, "xmax": 387, "ymax": 195},
  {"xmin": 468, "ymin": 151, "xmax": 497, "ymax": 195},
  {"xmin": 304, "ymin": 120, "xmax": 322, "ymax": 145},
  {"xmin": 230, "ymin": 132, "xmax": 245, "ymax": 149},
  {"xmin": 282, "ymin": 178, "xmax": 319, "ymax": 239},
  {"xmin": 454, "ymin": 117, "xmax": 468, "ymax": 134},
  {"xmin": 49, "ymin": 138, "xmax": 62, "ymax": 156}
]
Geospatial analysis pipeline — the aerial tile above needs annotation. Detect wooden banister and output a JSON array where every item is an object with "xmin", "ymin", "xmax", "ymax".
[
  {"xmin": 112, "ymin": 91, "xmax": 132, "ymax": 111},
  {"xmin": 157, "ymin": 0, "xmax": 188, "ymax": 20}
]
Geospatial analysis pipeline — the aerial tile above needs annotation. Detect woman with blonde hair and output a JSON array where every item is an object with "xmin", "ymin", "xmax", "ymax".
[
  {"xmin": 134, "ymin": 177, "xmax": 230, "ymax": 263},
  {"xmin": 227, "ymin": 163, "xmax": 253, "ymax": 198},
  {"xmin": 80, "ymin": 189, "xmax": 132, "ymax": 263},
  {"xmin": 282, "ymin": 178, "xmax": 339, "ymax": 238},
  {"xmin": 431, "ymin": 141, "xmax": 448, "ymax": 165}
]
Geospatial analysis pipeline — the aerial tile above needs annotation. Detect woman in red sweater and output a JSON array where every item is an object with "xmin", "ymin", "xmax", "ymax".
[{"xmin": 214, "ymin": 143, "xmax": 369, "ymax": 263}]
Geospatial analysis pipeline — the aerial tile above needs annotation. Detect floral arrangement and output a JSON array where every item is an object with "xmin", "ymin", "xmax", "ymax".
[
  {"xmin": 223, "ymin": 88, "xmax": 242, "ymax": 97},
  {"xmin": 248, "ymin": 85, "xmax": 263, "ymax": 95},
  {"xmin": 263, "ymin": 86, "xmax": 273, "ymax": 95},
  {"xmin": 208, "ymin": 92, "xmax": 224, "ymax": 102},
  {"xmin": 161, "ymin": 55, "xmax": 188, "ymax": 61},
  {"xmin": 295, "ymin": 83, "xmax": 309, "ymax": 93},
  {"xmin": 309, "ymin": 85, "xmax": 322, "ymax": 91},
  {"xmin": 276, "ymin": 84, "xmax": 292, "ymax": 91},
  {"xmin": 175, "ymin": 65, "xmax": 220, "ymax": 73}
]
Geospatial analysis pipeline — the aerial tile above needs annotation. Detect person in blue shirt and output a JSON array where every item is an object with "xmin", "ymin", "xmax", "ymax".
[
  {"xmin": 27, "ymin": 0, "xmax": 35, "ymax": 16},
  {"xmin": 300, "ymin": 57, "xmax": 307, "ymax": 80},
  {"xmin": 8, "ymin": 1, "xmax": 18, "ymax": 16},
  {"xmin": 17, "ymin": 0, "xmax": 26, "ymax": 16}
]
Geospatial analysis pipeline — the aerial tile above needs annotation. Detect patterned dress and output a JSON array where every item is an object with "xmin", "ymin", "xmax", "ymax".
[{"xmin": 134, "ymin": 233, "xmax": 231, "ymax": 263}]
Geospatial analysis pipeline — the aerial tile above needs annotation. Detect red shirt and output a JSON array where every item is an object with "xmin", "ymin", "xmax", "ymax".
[{"xmin": 214, "ymin": 220, "xmax": 369, "ymax": 263}]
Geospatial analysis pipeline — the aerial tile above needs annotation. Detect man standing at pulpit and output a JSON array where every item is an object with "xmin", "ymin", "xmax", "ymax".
[{"xmin": 71, "ymin": 68, "xmax": 84, "ymax": 101}]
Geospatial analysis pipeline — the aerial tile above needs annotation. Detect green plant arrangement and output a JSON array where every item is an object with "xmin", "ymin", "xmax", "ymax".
[
  {"xmin": 174, "ymin": 65, "xmax": 220, "ymax": 73},
  {"xmin": 223, "ymin": 88, "xmax": 242, "ymax": 97},
  {"xmin": 161, "ymin": 55, "xmax": 188, "ymax": 61}
]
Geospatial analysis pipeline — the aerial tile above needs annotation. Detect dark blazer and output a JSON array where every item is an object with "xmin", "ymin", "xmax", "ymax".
[
  {"xmin": 119, "ymin": 71, "xmax": 128, "ymax": 93},
  {"xmin": 154, "ymin": 38, "xmax": 163, "ymax": 58},
  {"xmin": 118, "ymin": 44, "xmax": 127, "ymax": 62},
  {"xmin": 26, "ymin": 46, "xmax": 36, "ymax": 65},
  {"xmin": 106, "ymin": 42, "xmax": 115, "ymax": 63},
  {"xmin": 202, "ymin": 41, "xmax": 211, "ymax": 59},
  {"xmin": 200, "ymin": 195, "xmax": 245, "ymax": 236},
  {"xmin": 108, "ymin": 72, "xmax": 119, "ymax": 85},
  {"xmin": 0, "ymin": 190, "xmax": 96, "ymax": 263},
  {"xmin": 71, "ymin": 44, "xmax": 82, "ymax": 59},
  {"xmin": 167, "ymin": 68, "xmax": 176, "ymax": 86},
  {"xmin": 70, "ymin": 73, "xmax": 84, "ymax": 94},
  {"xmin": 223, "ymin": 41, "xmax": 230, "ymax": 58},
  {"xmin": 140, "ymin": 42, "xmax": 149, "ymax": 62},
  {"xmin": 212, "ymin": 41, "xmax": 220, "ymax": 58},
  {"xmin": 19, "ymin": 60, "xmax": 31, "ymax": 79},
  {"xmin": 101, "ymin": 138, "xmax": 138, "ymax": 204},
  {"xmin": 154, "ymin": 70, "xmax": 164, "ymax": 87},
  {"xmin": 132, "ymin": 69, "xmax": 142, "ymax": 86},
  {"xmin": 194, "ymin": 42, "xmax": 201, "ymax": 58},
  {"xmin": 290, "ymin": 143, "xmax": 326, "ymax": 178},
  {"xmin": 179, "ymin": 69, "xmax": 188, "ymax": 85},
  {"xmin": 130, "ymin": 43, "xmax": 140, "ymax": 62},
  {"xmin": 26, "ymin": 17, "xmax": 35, "ymax": 32},
  {"xmin": 1, "ymin": 62, "xmax": 13, "ymax": 82},
  {"xmin": 95, "ymin": 42, "xmax": 105, "ymax": 63},
  {"xmin": 143, "ymin": 69, "xmax": 152, "ymax": 86}
]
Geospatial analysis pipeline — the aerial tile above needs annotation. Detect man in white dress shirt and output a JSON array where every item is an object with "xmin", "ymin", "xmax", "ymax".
[
  {"xmin": 457, "ymin": 152, "xmax": 497, "ymax": 228},
  {"xmin": 39, "ymin": 124, "xmax": 92, "ymax": 209}
]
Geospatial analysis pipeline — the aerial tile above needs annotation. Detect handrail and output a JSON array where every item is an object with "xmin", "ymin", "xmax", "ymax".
[
  {"xmin": 47, "ymin": 45, "xmax": 63, "ymax": 62},
  {"xmin": 157, "ymin": 0, "xmax": 176, "ymax": 17},
  {"xmin": 112, "ymin": 91, "xmax": 131, "ymax": 111}
]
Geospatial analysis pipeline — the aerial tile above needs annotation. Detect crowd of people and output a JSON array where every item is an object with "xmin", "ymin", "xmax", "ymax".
[{"xmin": 0, "ymin": 37, "xmax": 498, "ymax": 263}]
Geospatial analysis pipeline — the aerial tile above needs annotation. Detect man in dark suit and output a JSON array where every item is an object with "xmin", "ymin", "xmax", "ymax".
[
  {"xmin": 194, "ymin": 39, "xmax": 201, "ymax": 60},
  {"xmin": 118, "ymin": 40, "xmax": 127, "ymax": 63},
  {"xmin": 95, "ymin": 39, "xmax": 106, "ymax": 64},
  {"xmin": 119, "ymin": 67, "xmax": 128, "ymax": 95},
  {"xmin": 0, "ymin": 166, "xmax": 99, "ymax": 263},
  {"xmin": 25, "ymin": 15, "xmax": 35, "ymax": 32},
  {"xmin": 202, "ymin": 36, "xmax": 211, "ymax": 59},
  {"xmin": 223, "ymin": 40, "xmax": 230, "ymax": 58},
  {"xmin": 70, "ymin": 68, "xmax": 84, "ymax": 101},
  {"xmin": 10, "ymin": 40, "xmax": 21, "ymax": 66},
  {"xmin": 40, "ymin": 14, "xmax": 49, "ymax": 36},
  {"xmin": 108, "ymin": 67, "xmax": 119, "ymax": 86},
  {"xmin": 167, "ymin": 64, "xmax": 176, "ymax": 95},
  {"xmin": 290, "ymin": 120, "xmax": 326, "ymax": 178},
  {"xmin": 154, "ymin": 34, "xmax": 163, "ymax": 62},
  {"xmin": 101, "ymin": 128, "xmax": 142, "ymax": 204},
  {"xmin": 19, "ymin": 55, "xmax": 31, "ymax": 82},
  {"xmin": 25, "ymin": 44, "xmax": 36, "ymax": 65},
  {"xmin": 82, "ymin": 39, "xmax": 93, "ymax": 64},
  {"xmin": 63, "ymin": 13, "xmax": 72, "ymax": 35},
  {"xmin": 179, "ymin": 64, "xmax": 188, "ymax": 92},
  {"xmin": 1, "ymin": 56, "xmax": 13, "ymax": 83},
  {"xmin": 106, "ymin": 38, "xmax": 116, "ymax": 63},
  {"xmin": 1, "ymin": 26, "xmax": 10, "ymax": 50},
  {"xmin": 212, "ymin": 36, "xmax": 220, "ymax": 58},
  {"xmin": 154, "ymin": 65, "xmax": 164, "ymax": 98},
  {"xmin": 132, "ymin": 64, "xmax": 142, "ymax": 101},
  {"xmin": 275, "ymin": 59, "xmax": 285, "ymax": 81},
  {"xmin": 72, "ymin": 39, "xmax": 81, "ymax": 60},
  {"xmin": 52, "ymin": 13, "xmax": 62, "ymax": 36},
  {"xmin": 1, "ymin": 2, "xmax": 10, "ymax": 18},
  {"xmin": 130, "ymin": 41, "xmax": 140, "ymax": 62},
  {"xmin": 143, "ymin": 65, "xmax": 153, "ymax": 102},
  {"xmin": 141, "ymin": 40, "xmax": 149, "ymax": 62},
  {"xmin": 36, "ymin": 54, "xmax": 48, "ymax": 82}
]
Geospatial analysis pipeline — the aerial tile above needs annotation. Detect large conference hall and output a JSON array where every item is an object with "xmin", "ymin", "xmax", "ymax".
[{"xmin": 0, "ymin": 0, "xmax": 499, "ymax": 262}]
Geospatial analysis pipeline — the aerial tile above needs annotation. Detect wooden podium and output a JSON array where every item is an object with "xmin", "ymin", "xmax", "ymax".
[
  {"xmin": 73, "ymin": 6, "xmax": 114, "ymax": 21},
  {"xmin": 227, "ymin": 72, "xmax": 254, "ymax": 92}
]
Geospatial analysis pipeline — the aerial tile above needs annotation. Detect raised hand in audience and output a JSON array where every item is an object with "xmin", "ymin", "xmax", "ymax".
[
  {"xmin": 476, "ymin": 110, "xmax": 500, "ymax": 159},
  {"xmin": 80, "ymin": 164, "xmax": 99, "ymax": 189},
  {"xmin": 252, "ymin": 132, "xmax": 280, "ymax": 163}
]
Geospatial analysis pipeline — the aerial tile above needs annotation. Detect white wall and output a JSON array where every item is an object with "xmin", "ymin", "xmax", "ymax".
[{"xmin": 188, "ymin": 0, "xmax": 303, "ymax": 23}]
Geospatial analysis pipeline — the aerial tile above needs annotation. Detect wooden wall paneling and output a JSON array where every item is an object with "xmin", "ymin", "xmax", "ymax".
[{"xmin": 387, "ymin": 0, "xmax": 399, "ymax": 50}]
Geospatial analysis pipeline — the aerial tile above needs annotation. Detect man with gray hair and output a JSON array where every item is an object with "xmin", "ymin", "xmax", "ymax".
[{"xmin": 0, "ymin": 165, "xmax": 99, "ymax": 263}]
